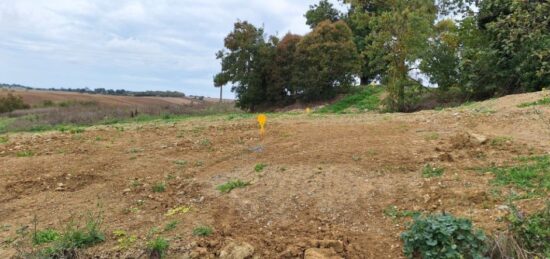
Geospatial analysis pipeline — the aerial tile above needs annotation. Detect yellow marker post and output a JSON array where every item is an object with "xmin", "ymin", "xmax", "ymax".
[
  {"xmin": 257, "ymin": 114, "xmax": 267, "ymax": 136},
  {"xmin": 306, "ymin": 107, "xmax": 311, "ymax": 114}
]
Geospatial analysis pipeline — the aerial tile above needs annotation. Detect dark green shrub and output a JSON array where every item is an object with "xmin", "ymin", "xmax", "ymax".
[
  {"xmin": 401, "ymin": 214, "xmax": 487, "ymax": 258},
  {"xmin": 0, "ymin": 93, "xmax": 29, "ymax": 113}
]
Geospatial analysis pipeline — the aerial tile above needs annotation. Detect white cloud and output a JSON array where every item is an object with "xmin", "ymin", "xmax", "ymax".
[{"xmin": 0, "ymin": 0, "xmax": 341, "ymax": 97}]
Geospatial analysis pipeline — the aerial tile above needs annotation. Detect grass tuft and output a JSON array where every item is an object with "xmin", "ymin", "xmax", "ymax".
[
  {"xmin": 192, "ymin": 226, "xmax": 213, "ymax": 237},
  {"xmin": 317, "ymin": 86, "xmax": 384, "ymax": 114},
  {"xmin": 422, "ymin": 164, "xmax": 444, "ymax": 178},
  {"xmin": 152, "ymin": 182, "xmax": 166, "ymax": 193},
  {"xmin": 254, "ymin": 163, "xmax": 267, "ymax": 173},
  {"xmin": 518, "ymin": 97, "xmax": 550, "ymax": 108},
  {"xmin": 147, "ymin": 237, "xmax": 169, "ymax": 258},
  {"xmin": 217, "ymin": 180, "xmax": 250, "ymax": 193}
]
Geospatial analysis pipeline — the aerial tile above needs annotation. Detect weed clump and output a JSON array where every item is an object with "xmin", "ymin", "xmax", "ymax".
[
  {"xmin": 152, "ymin": 182, "xmax": 166, "ymax": 193},
  {"xmin": 422, "ymin": 164, "xmax": 444, "ymax": 178},
  {"xmin": 254, "ymin": 163, "xmax": 267, "ymax": 172},
  {"xmin": 147, "ymin": 237, "xmax": 169, "ymax": 258},
  {"xmin": 16, "ymin": 150, "xmax": 34, "ymax": 157},
  {"xmin": 192, "ymin": 226, "xmax": 213, "ymax": 237},
  {"xmin": 489, "ymin": 202, "xmax": 550, "ymax": 258},
  {"xmin": 32, "ymin": 229, "xmax": 60, "ymax": 245},
  {"xmin": 14, "ymin": 211, "xmax": 106, "ymax": 258},
  {"xmin": 485, "ymin": 156, "xmax": 550, "ymax": 198},
  {"xmin": 518, "ymin": 97, "xmax": 550, "ymax": 108},
  {"xmin": 217, "ymin": 180, "xmax": 250, "ymax": 193},
  {"xmin": 401, "ymin": 214, "xmax": 487, "ymax": 258},
  {"xmin": 163, "ymin": 221, "xmax": 178, "ymax": 232}
]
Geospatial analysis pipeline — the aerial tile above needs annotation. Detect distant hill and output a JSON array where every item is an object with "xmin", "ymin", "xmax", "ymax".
[{"xmin": 0, "ymin": 83, "xmax": 188, "ymax": 98}]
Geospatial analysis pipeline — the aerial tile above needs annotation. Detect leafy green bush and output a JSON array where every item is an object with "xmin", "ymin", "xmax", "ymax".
[
  {"xmin": 401, "ymin": 214, "xmax": 487, "ymax": 258},
  {"xmin": 0, "ymin": 93, "xmax": 29, "ymax": 113}
]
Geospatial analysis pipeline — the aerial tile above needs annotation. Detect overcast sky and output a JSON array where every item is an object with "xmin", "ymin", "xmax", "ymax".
[{"xmin": 0, "ymin": 0, "xmax": 345, "ymax": 98}]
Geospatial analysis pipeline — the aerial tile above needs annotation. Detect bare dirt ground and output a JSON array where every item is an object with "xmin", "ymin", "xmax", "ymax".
[{"xmin": 1, "ymin": 91, "xmax": 549, "ymax": 258}]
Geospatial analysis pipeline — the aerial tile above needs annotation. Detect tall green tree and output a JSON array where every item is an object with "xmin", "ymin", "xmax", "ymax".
[
  {"xmin": 293, "ymin": 20, "xmax": 362, "ymax": 102},
  {"xmin": 347, "ymin": 0, "xmax": 437, "ymax": 111},
  {"xmin": 476, "ymin": 0, "xmax": 550, "ymax": 94},
  {"xmin": 419, "ymin": 19, "xmax": 461, "ymax": 93},
  {"xmin": 271, "ymin": 33, "xmax": 302, "ymax": 103},
  {"xmin": 343, "ymin": 0, "xmax": 392, "ymax": 85},
  {"xmin": 214, "ymin": 21, "xmax": 278, "ymax": 111},
  {"xmin": 305, "ymin": 0, "xmax": 342, "ymax": 29}
]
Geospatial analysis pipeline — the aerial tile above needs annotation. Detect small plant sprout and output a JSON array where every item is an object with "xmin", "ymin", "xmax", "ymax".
[
  {"xmin": 152, "ymin": 182, "xmax": 166, "ymax": 193},
  {"xmin": 192, "ymin": 226, "xmax": 213, "ymax": 237},
  {"xmin": 163, "ymin": 221, "xmax": 178, "ymax": 232},
  {"xmin": 254, "ymin": 163, "xmax": 267, "ymax": 172},
  {"xmin": 422, "ymin": 164, "xmax": 444, "ymax": 178},
  {"xmin": 217, "ymin": 180, "xmax": 250, "ymax": 193},
  {"xmin": 174, "ymin": 160, "xmax": 187, "ymax": 166}
]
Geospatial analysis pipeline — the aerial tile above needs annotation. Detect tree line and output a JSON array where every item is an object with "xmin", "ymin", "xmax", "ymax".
[
  {"xmin": 214, "ymin": 0, "xmax": 549, "ymax": 112},
  {"xmin": 0, "ymin": 84, "xmax": 187, "ymax": 98}
]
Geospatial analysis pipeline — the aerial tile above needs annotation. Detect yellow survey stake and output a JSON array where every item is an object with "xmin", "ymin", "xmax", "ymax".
[{"xmin": 257, "ymin": 114, "xmax": 267, "ymax": 135}]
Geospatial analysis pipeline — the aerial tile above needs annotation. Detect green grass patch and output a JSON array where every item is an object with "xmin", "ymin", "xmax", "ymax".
[
  {"xmin": 16, "ymin": 150, "xmax": 34, "ymax": 157},
  {"xmin": 217, "ymin": 180, "xmax": 250, "ymax": 193},
  {"xmin": 174, "ymin": 160, "xmax": 188, "ymax": 166},
  {"xmin": 152, "ymin": 182, "xmax": 166, "ymax": 193},
  {"xmin": 254, "ymin": 163, "xmax": 267, "ymax": 173},
  {"xmin": 490, "ymin": 136, "xmax": 512, "ymax": 146},
  {"xmin": 32, "ymin": 229, "xmax": 60, "ymax": 245},
  {"xmin": 192, "ymin": 226, "xmax": 213, "ymax": 237},
  {"xmin": 39, "ymin": 212, "xmax": 105, "ymax": 257},
  {"xmin": 508, "ymin": 203, "xmax": 550, "ymax": 257},
  {"xmin": 483, "ymin": 156, "xmax": 550, "ymax": 197},
  {"xmin": 163, "ymin": 221, "xmax": 178, "ymax": 232},
  {"xmin": 422, "ymin": 164, "xmax": 444, "ymax": 178},
  {"xmin": 518, "ymin": 97, "xmax": 550, "ymax": 108},
  {"xmin": 383, "ymin": 205, "xmax": 421, "ymax": 219},
  {"xmin": 317, "ymin": 86, "xmax": 384, "ymax": 114},
  {"xmin": 0, "ymin": 134, "xmax": 8, "ymax": 144},
  {"xmin": 147, "ymin": 237, "xmax": 169, "ymax": 258}
]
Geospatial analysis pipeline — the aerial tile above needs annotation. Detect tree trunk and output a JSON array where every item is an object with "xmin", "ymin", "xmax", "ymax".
[
  {"xmin": 219, "ymin": 86, "xmax": 223, "ymax": 103},
  {"xmin": 360, "ymin": 76, "xmax": 369, "ymax": 86}
]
